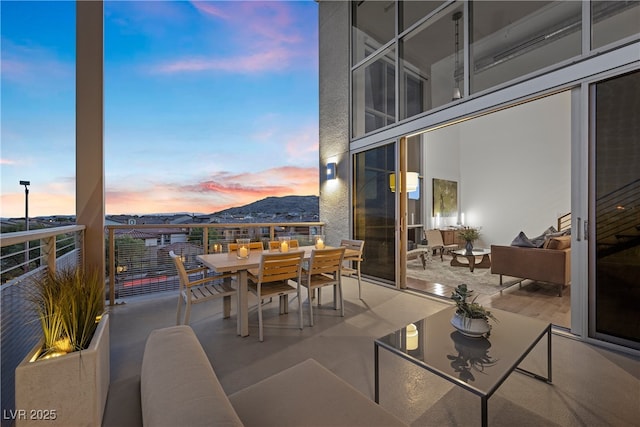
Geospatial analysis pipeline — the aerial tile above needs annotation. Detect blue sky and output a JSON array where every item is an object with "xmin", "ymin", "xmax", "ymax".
[{"xmin": 1, "ymin": 0, "xmax": 319, "ymax": 217}]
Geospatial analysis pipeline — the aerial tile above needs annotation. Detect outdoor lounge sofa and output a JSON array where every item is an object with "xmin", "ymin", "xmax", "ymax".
[{"xmin": 140, "ymin": 325, "xmax": 407, "ymax": 427}]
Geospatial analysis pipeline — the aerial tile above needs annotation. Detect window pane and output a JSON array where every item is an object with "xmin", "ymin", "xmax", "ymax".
[
  {"xmin": 400, "ymin": 4, "xmax": 464, "ymax": 119},
  {"xmin": 352, "ymin": 0, "xmax": 396, "ymax": 65},
  {"xmin": 352, "ymin": 47, "xmax": 396, "ymax": 138},
  {"xmin": 593, "ymin": 70, "xmax": 640, "ymax": 348},
  {"xmin": 401, "ymin": 1, "xmax": 444, "ymax": 32},
  {"xmin": 470, "ymin": 1, "xmax": 582, "ymax": 94},
  {"xmin": 592, "ymin": 1, "xmax": 640, "ymax": 50}
]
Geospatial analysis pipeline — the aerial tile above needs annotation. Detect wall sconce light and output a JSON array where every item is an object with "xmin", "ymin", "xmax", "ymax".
[
  {"xmin": 389, "ymin": 172, "xmax": 419, "ymax": 192},
  {"xmin": 326, "ymin": 162, "xmax": 337, "ymax": 180}
]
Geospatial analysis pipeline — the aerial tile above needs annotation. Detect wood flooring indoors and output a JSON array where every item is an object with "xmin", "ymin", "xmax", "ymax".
[{"xmin": 406, "ymin": 257, "xmax": 571, "ymax": 329}]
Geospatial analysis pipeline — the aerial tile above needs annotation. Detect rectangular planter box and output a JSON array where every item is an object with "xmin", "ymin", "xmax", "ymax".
[{"xmin": 15, "ymin": 314, "xmax": 110, "ymax": 427}]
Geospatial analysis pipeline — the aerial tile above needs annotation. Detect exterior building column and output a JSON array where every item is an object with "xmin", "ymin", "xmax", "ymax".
[
  {"xmin": 319, "ymin": 1, "xmax": 350, "ymax": 245},
  {"xmin": 76, "ymin": 1, "xmax": 105, "ymax": 278}
]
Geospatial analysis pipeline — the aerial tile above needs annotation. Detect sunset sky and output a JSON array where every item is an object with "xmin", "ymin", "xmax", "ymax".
[{"xmin": 1, "ymin": 1, "xmax": 319, "ymax": 218}]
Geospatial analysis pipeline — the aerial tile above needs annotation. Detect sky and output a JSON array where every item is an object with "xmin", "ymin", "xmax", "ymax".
[{"xmin": 0, "ymin": 0, "xmax": 319, "ymax": 218}]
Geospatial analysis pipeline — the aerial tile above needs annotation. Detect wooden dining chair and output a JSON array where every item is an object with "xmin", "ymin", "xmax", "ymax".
[
  {"xmin": 295, "ymin": 247, "xmax": 346, "ymax": 326},
  {"xmin": 339, "ymin": 239, "xmax": 364, "ymax": 299},
  {"xmin": 170, "ymin": 251, "xmax": 236, "ymax": 326},
  {"xmin": 247, "ymin": 251, "xmax": 304, "ymax": 341},
  {"xmin": 228, "ymin": 241, "xmax": 265, "ymax": 253}
]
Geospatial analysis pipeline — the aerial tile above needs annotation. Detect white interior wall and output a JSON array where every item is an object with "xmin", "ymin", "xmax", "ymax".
[
  {"xmin": 459, "ymin": 91, "xmax": 571, "ymax": 246},
  {"xmin": 423, "ymin": 91, "xmax": 571, "ymax": 246},
  {"xmin": 424, "ymin": 125, "xmax": 461, "ymax": 229}
]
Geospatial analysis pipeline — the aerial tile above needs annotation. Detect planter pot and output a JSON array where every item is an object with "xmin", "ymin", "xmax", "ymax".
[
  {"xmin": 450, "ymin": 312, "xmax": 490, "ymax": 338},
  {"xmin": 15, "ymin": 314, "xmax": 110, "ymax": 427}
]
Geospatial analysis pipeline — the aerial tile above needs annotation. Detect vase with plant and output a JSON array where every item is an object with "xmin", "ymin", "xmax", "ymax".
[
  {"xmin": 15, "ymin": 265, "xmax": 110, "ymax": 426},
  {"xmin": 450, "ymin": 284, "xmax": 497, "ymax": 338},
  {"xmin": 458, "ymin": 228, "xmax": 480, "ymax": 253}
]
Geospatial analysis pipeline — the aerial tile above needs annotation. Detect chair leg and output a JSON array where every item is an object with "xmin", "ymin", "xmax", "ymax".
[
  {"xmin": 338, "ymin": 280, "xmax": 344, "ymax": 317},
  {"xmin": 223, "ymin": 295, "xmax": 231, "ymax": 319},
  {"xmin": 318, "ymin": 288, "xmax": 322, "ymax": 306},
  {"xmin": 308, "ymin": 287, "xmax": 314, "ymax": 327},
  {"xmin": 176, "ymin": 294, "xmax": 183, "ymax": 325},
  {"xmin": 333, "ymin": 285, "xmax": 338, "ymax": 310},
  {"xmin": 280, "ymin": 295, "xmax": 289, "ymax": 314},
  {"xmin": 297, "ymin": 287, "xmax": 303, "ymax": 330},
  {"xmin": 357, "ymin": 266, "xmax": 362, "ymax": 299},
  {"xmin": 258, "ymin": 288, "xmax": 264, "ymax": 342},
  {"xmin": 184, "ymin": 298, "xmax": 192, "ymax": 325}
]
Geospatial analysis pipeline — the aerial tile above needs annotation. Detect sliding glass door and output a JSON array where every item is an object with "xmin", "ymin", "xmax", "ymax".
[
  {"xmin": 590, "ymin": 70, "xmax": 640, "ymax": 350},
  {"xmin": 353, "ymin": 143, "xmax": 396, "ymax": 283}
]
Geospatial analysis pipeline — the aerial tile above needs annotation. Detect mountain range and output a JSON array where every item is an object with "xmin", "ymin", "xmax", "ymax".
[{"xmin": 212, "ymin": 195, "xmax": 319, "ymax": 217}]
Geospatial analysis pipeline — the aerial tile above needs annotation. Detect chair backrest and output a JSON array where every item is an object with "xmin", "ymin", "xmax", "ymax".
[
  {"xmin": 227, "ymin": 241, "xmax": 264, "ymax": 252},
  {"xmin": 339, "ymin": 239, "xmax": 364, "ymax": 261},
  {"xmin": 424, "ymin": 229, "xmax": 444, "ymax": 247},
  {"xmin": 308, "ymin": 247, "xmax": 346, "ymax": 277},
  {"xmin": 256, "ymin": 251, "xmax": 304, "ymax": 284},
  {"xmin": 169, "ymin": 251, "xmax": 189, "ymax": 290},
  {"xmin": 268, "ymin": 240, "xmax": 299, "ymax": 250}
]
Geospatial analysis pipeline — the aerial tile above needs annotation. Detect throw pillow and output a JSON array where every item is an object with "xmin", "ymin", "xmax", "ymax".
[
  {"xmin": 544, "ymin": 235, "xmax": 571, "ymax": 250},
  {"xmin": 530, "ymin": 226, "xmax": 557, "ymax": 248},
  {"xmin": 511, "ymin": 231, "xmax": 537, "ymax": 248}
]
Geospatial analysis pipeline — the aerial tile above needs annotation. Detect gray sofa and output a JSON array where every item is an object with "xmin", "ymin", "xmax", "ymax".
[{"xmin": 141, "ymin": 325, "xmax": 407, "ymax": 427}]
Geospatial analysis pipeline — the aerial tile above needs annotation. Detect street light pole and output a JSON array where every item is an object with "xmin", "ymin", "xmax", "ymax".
[{"xmin": 20, "ymin": 180, "xmax": 30, "ymax": 271}]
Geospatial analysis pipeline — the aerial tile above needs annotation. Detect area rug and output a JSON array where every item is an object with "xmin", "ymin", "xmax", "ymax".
[{"xmin": 407, "ymin": 254, "xmax": 519, "ymax": 297}]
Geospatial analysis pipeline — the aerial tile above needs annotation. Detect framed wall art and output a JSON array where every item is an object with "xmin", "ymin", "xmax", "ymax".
[{"xmin": 432, "ymin": 178, "xmax": 458, "ymax": 217}]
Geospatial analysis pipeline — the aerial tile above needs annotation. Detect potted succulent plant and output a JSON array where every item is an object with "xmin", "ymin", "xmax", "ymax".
[
  {"xmin": 15, "ymin": 266, "xmax": 109, "ymax": 426},
  {"xmin": 450, "ymin": 284, "xmax": 496, "ymax": 338},
  {"xmin": 458, "ymin": 228, "xmax": 480, "ymax": 253}
]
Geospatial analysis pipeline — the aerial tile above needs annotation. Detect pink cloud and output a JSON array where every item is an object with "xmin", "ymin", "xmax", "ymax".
[
  {"xmin": 1, "ymin": 158, "xmax": 17, "ymax": 165},
  {"xmin": 1, "ymin": 40, "xmax": 73, "ymax": 89},
  {"xmin": 154, "ymin": 1, "xmax": 312, "ymax": 75},
  {"xmin": 190, "ymin": 2, "xmax": 230, "ymax": 20},
  {"xmin": 104, "ymin": 163, "xmax": 314, "ymax": 215},
  {"xmin": 155, "ymin": 48, "xmax": 292, "ymax": 74},
  {"xmin": 105, "ymin": 166, "xmax": 318, "ymax": 215}
]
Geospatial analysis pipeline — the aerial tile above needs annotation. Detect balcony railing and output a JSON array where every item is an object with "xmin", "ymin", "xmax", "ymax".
[
  {"xmin": 105, "ymin": 222, "xmax": 325, "ymax": 305},
  {"xmin": 1, "ymin": 221, "xmax": 324, "ymax": 419},
  {"xmin": 0, "ymin": 225, "xmax": 85, "ymax": 423}
]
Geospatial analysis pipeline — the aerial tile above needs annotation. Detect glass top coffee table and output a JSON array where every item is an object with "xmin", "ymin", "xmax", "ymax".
[
  {"xmin": 451, "ymin": 248, "xmax": 491, "ymax": 272},
  {"xmin": 374, "ymin": 307, "xmax": 552, "ymax": 427}
]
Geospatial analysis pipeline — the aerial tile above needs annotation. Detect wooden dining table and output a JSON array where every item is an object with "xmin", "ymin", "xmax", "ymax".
[{"xmin": 197, "ymin": 245, "xmax": 358, "ymax": 337}]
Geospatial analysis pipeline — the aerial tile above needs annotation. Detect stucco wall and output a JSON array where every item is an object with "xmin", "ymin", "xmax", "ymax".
[{"xmin": 319, "ymin": 1, "xmax": 350, "ymax": 246}]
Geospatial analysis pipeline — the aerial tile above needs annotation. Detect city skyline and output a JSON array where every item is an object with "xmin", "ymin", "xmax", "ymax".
[{"xmin": 1, "ymin": 1, "xmax": 319, "ymax": 218}]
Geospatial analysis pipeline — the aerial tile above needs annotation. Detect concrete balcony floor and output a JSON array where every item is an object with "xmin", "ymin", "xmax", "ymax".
[{"xmin": 103, "ymin": 278, "xmax": 640, "ymax": 426}]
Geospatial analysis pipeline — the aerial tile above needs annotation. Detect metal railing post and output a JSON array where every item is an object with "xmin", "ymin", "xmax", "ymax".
[
  {"xmin": 109, "ymin": 228, "xmax": 116, "ymax": 306},
  {"xmin": 43, "ymin": 236, "xmax": 57, "ymax": 276}
]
